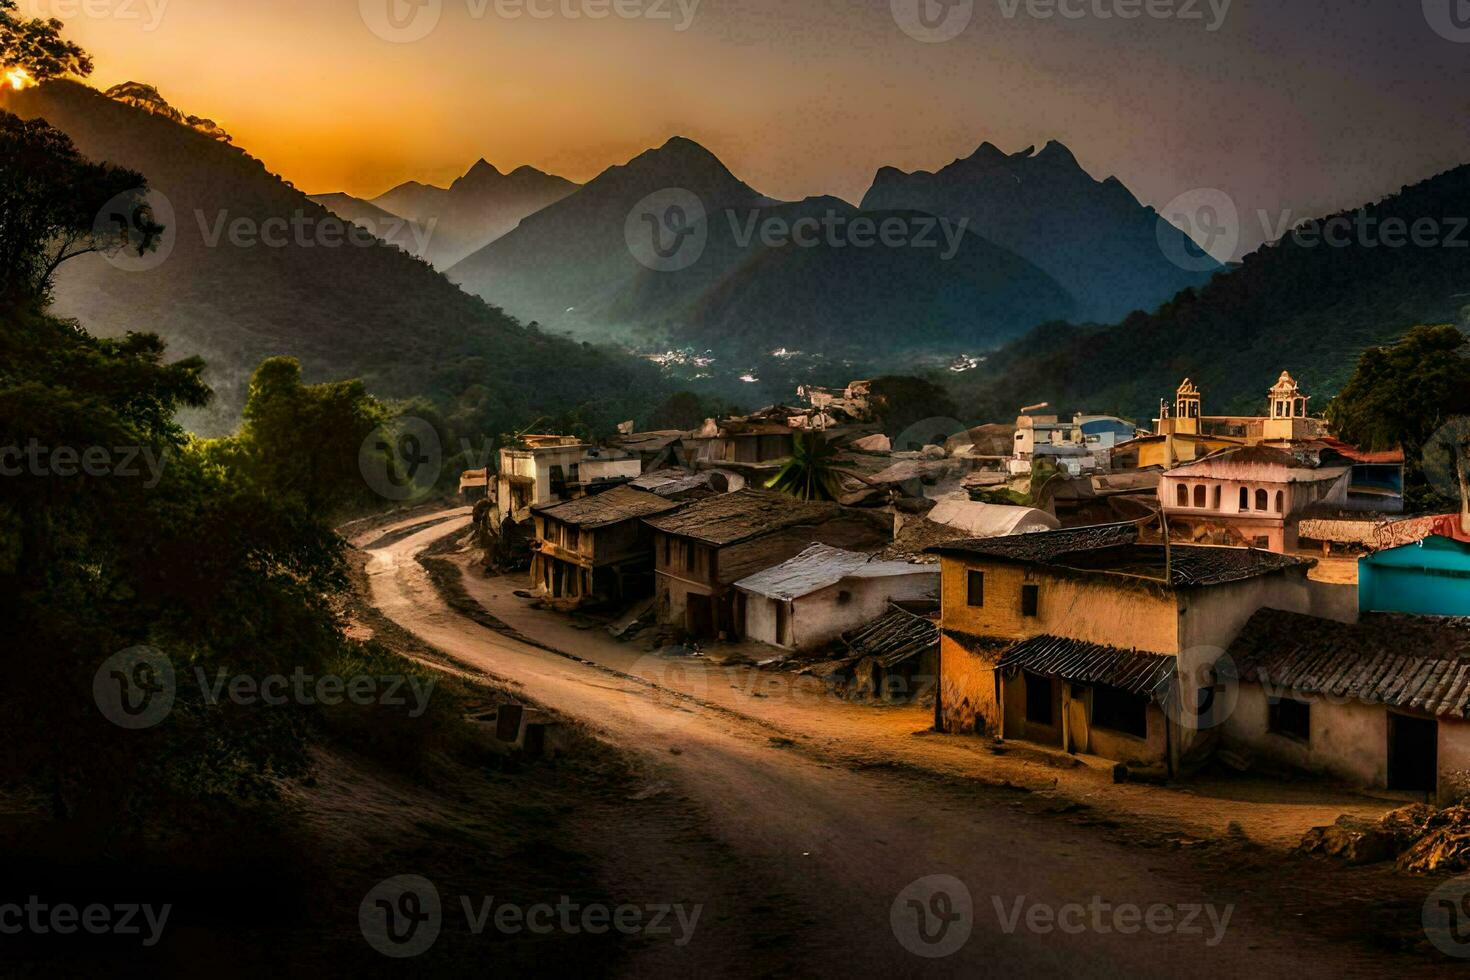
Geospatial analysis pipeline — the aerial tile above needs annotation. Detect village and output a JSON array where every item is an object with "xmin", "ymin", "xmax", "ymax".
[{"xmin": 450, "ymin": 371, "xmax": 1470, "ymax": 852}]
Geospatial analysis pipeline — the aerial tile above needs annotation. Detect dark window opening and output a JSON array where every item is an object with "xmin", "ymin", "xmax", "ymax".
[
  {"xmin": 1025, "ymin": 672, "xmax": 1053, "ymax": 726},
  {"xmin": 967, "ymin": 571, "xmax": 985, "ymax": 607},
  {"xmin": 1021, "ymin": 584, "xmax": 1039, "ymax": 618},
  {"xmin": 1268, "ymin": 697, "xmax": 1311, "ymax": 742},
  {"xmin": 1092, "ymin": 684, "xmax": 1149, "ymax": 738}
]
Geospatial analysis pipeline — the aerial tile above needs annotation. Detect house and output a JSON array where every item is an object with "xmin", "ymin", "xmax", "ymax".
[
  {"xmin": 1359, "ymin": 536, "xmax": 1470, "ymax": 618},
  {"xmin": 1111, "ymin": 432, "xmax": 1244, "ymax": 471},
  {"xmin": 644, "ymin": 490, "xmax": 890, "ymax": 638},
  {"xmin": 610, "ymin": 430, "xmax": 688, "ymax": 472},
  {"xmin": 459, "ymin": 468, "xmax": 491, "ymax": 503},
  {"xmin": 1012, "ymin": 405, "xmax": 1133, "ymax": 471},
  {"xmin": 1159, "ymin": 445, "xmax": 1352, "ymax": 553},
  {"xmin": 734, "ymin": 544, "xmax": 938, "ymax": 651},
  {"xmin": 1314, "ymin": 438, "xmax": 1406, "ymax": 513},
  {"xmin": 923, "ymin": 500, "xmax": 1059, "ymax": 537},
  {"xmin": 496, "ymin": 436, "xmax": 642, "ymax": 524},
  {"xmin": 840, "ymin": 602, "xmax": 941, "ymax": 705},
  {"xmin": 927, "ymin": 523, "xmax": 1323, "ymax": 772},
  {"xmin": 682, "ymin": 415, "xmax": 796, "ymax": 475},
  {"xmin": 529, "ymin": 486, "xmax": 684, "ymax": 604},
  {"xmin": 1226, "ymin": 608, "xmax": 1470, "ymax": 803}
]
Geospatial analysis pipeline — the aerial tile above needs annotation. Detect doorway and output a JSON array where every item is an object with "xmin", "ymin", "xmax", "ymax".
[
  {"xmin": 686, "ymin": 594, "xmax": 714, "ymax": 638},
  {"xmin": 1388, "ymin": 713, "xmax": 1438, "ymax": 795}
]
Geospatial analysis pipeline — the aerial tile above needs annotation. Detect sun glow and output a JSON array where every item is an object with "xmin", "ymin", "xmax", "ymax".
[{"xmin": 5, "ymin": 67, "xmax": 35, "ymax": 91}]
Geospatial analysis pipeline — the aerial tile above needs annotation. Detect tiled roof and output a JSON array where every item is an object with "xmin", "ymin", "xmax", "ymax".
[
  {"xmin": 926, "ymin": 522, "xmax": 1315, "ymax": 587},
  {"xmin": 845, "ymin": 605, "xmax": 940, "ymax": 668},
  {"xmin": 1228, "ymin": 609, "xmax": 1470, "ymax": 718},
  {"xmin": 998, "ymin": 635, "xmax": 1177, "ymax": 703},
  {"xmin": 642, "ymin": 489, "xmax": 840, "ymax": 546},
  {"xmin": 533, "ymin": 486, "xmax": 682, "ymax": 528}
]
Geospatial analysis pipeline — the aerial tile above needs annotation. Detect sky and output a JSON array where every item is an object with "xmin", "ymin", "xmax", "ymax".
[{"xmin": 20, "ymin": 0, "xmax": 1470, "ymax": 257}]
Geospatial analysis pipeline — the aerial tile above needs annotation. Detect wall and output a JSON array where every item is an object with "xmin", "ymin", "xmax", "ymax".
[
  {"xmin": 1225, "ymin": 686, "xmax": 1387, "ymax": 787},
  {"xmin": 1176, "ymin": 570, "xmax": 1316, "ymax": 678},
  {"xmin": 1360, "ymin": 539, "xmax": 1470, "ymax": 617},
  {"xmin": 716, "ymin": 515, "xmax": 890, "ymax": 586},
  {"xmin": 939, "ymin": 633, "xmax": 1003, "ymax": 734},
  {"xmin": 939, "ymin": 558, "xmax": 1179, "ymax": 651},
  {"xmin": 785, "ymin": 571, "xmax": 939, "ymax": 652},
  {"xmin": 745, "ymin": 594, "xmax": 783, "ymax": 646}
]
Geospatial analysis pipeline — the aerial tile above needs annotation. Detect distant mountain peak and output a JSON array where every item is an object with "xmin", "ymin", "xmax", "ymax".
[
  {"xmin": 464, "ymin": 158, "xmax": 503, "ymax": 179},
  {"xmin": 1035, "ymin": 139, "xmax": 1080, "ymax": 167},
  {"xmin": 968, "ymin": 141, "xmax": 1007, "ymax": 164}
]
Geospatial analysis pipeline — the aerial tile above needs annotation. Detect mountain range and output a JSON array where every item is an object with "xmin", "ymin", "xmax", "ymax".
[
  {"xmin": 314, "ymin": 160, "xmax": 579, "ymax": 269},
  {"xmin": 2, "ymin": 80, "xmax": 657, "ymax": 437},
  {"xmin": 957, "ymin": 162, "xmax": 1470, "ymax": 422}
]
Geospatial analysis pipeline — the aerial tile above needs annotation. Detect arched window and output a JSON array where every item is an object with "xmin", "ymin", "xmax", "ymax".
[
  {"xmin": 1176, "ymin": 484, "xmax": 1190, "ymax": 507},
  {"xmin": 1193, "ymin": 485, "xmax": 1207, "ymax": 509},
  {"xmin": 1239, "ymin": 487, "xmax": 1249, "ymax": 511},
  {"xmin": 1275, "ymin": 490, "xmax": 1285, "ymax": 513},
  {"xmin": 1255, "ymin": 489, "xmax": 1269, "ymax": 512},
  {"xmin": 1213, "ymin": 485, "xmax": 1222, "ymax": 510}
]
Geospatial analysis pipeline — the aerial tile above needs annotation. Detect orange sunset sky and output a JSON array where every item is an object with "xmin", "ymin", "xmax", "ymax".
[{"xmin": 22, "ymin": 0, "xmax": 1470, "ymax": 257}]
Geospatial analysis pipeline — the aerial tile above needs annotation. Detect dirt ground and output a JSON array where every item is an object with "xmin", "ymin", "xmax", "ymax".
[{"xmin": 352, "ymin": 511, "xmax": 1469, "ymax": 976}]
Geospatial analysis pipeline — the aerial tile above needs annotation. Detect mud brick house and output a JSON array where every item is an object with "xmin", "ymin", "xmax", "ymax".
[
  {"xmin": 928, "ymin": 523, "xmax": 1334, "ymax": 774},
  {"xmin": 530, "ymin": 486, "xmax": 683, "ymax": 604},
  {"xmin": 1226, "ymin": 609, "xmax": 1470, "ymax": 803},
  {"xmin": 1159, "ymin": 446, "xmax": 1352, "ymax": 553},
  {"xmin": 645, "ymin": 490, "xmax": 890, "ymax": 638}
]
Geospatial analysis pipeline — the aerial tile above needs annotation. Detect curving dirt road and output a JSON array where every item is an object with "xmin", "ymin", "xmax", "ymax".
[{"xmin": 363, "ymin": 512, "xmax": 1447, "ymax": 978}]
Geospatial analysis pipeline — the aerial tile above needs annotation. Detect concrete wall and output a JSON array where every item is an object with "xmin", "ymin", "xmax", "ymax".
[
  {"xmin": 789, "ymin": 573, "xmax": 938, "ymax": 651},
  {"xmin": 1224, "ymin": 686, "xmax": 1388, "ymax": 787},
  {"xmin": 745, "ymin": 594, "xmax": 784, "ymax": 647},
  {"xmin": 939, "ymin": 558, "xmax": 1180, "ymax": 651},
  {"xmin": 938, "ymin": 634, "xmax": 1002, "ymax": 734}
]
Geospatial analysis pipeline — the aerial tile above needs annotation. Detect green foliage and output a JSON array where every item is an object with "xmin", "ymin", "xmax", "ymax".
[
  {"xmin": 0, "ymin": 111, "xmax": 159, "ymax": 302},
  {"xmin": 0, "ymin": 0, "xmax": 93, "ymax": 82},
  {"xmin": 765, "ymin": 432, "xmax": 859, "ymax": 502},
  {"xmin": 1325, "ymin": 324, "xmax": 1470, "ymax": 510},
  {"xmin": 647, "ymin": 390, "xmax": 738, "ymax": 431}
]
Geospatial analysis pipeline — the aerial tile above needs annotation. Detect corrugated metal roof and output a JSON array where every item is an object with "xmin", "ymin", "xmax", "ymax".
[
  {"xmin": 734, "ymin": 544, "xmax": 933, "ymax": 601},
  {"xmin": 998, "ymin": 635, "xmax": 1178, "ymax": 703},
  {"xmin": 1228, "ymin": 609, "xmax": 1470, "ymax": 718}
]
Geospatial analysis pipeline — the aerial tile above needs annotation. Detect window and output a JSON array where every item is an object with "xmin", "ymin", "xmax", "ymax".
[
  {"xmin": 1025, "ymin": 672, "xmax": 1053, "ymax": 725},
  {"xmin": 967, "ymin": 571, "xmax": 985, "ymax": 607},
  {"xmin": 1176, "ymin": 484, "xmax": 1189, "ymax": 507},
  {"xmin": 1239, "ymin": 487, "xmax": 1249, "ymax": 510},
  {"xmin": 1092, "ymin": 685, "xmax": 1149, "ymax": 738},
  {"xmin": 1212, "ymin": 485, "xmax": 1222, "ymax": 509},
  {"xmin": 1268, "ymin": 697, "xmax": 1311, "ymax": 742},
  {"xmin": 1021, "ymin": 584, "xmax": 1039, "ymax": 618},
  {"xmin": 1255, "ymin": 488, "xmax": 1269, "ymax": 512},
  {"xmin": 662, "ymin": 537, "xmax": 671, "ymax": 565},
  {"xmin": 1193, "ymin": 485, "xmax": 1206, "ymax": 508},
  {"xmin": 1275, "ymin": 490, "xmax": 1285, "ymax": 513}
]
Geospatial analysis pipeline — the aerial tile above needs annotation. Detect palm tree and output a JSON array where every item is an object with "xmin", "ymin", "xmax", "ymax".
[{"xmin": 765, "ymin": 431, "xmax": 866, "ymax": 501}]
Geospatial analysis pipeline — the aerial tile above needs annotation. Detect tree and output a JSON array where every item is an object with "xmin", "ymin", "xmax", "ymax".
[
  {"xmin": 1326, "ymin": 324, "xmax": 1470, "ymax": 512},
  {"xmin": 1, "ymin": 0, "xmax": 93, "ymax": 85},
  {"xmin": 869, "ymin": 375, "xmax": 961, "ymax": 445},
  {"xmin": 0, "ymin": 112, "xmax": 161, "ymax": 302},
  {"xmin": 765, "ymin": 432, "xmax": 868, "ymax": 502}
]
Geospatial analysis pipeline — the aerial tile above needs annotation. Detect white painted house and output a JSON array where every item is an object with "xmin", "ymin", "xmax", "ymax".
[{"xmin": 735, "ymin": 544, "xmax": 939, "ymax": 651}]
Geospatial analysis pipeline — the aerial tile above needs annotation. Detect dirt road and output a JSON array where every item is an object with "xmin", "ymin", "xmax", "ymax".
[{"xmin": 364, "ymin": 512, "xmax": 1447, "ymax": 978}]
